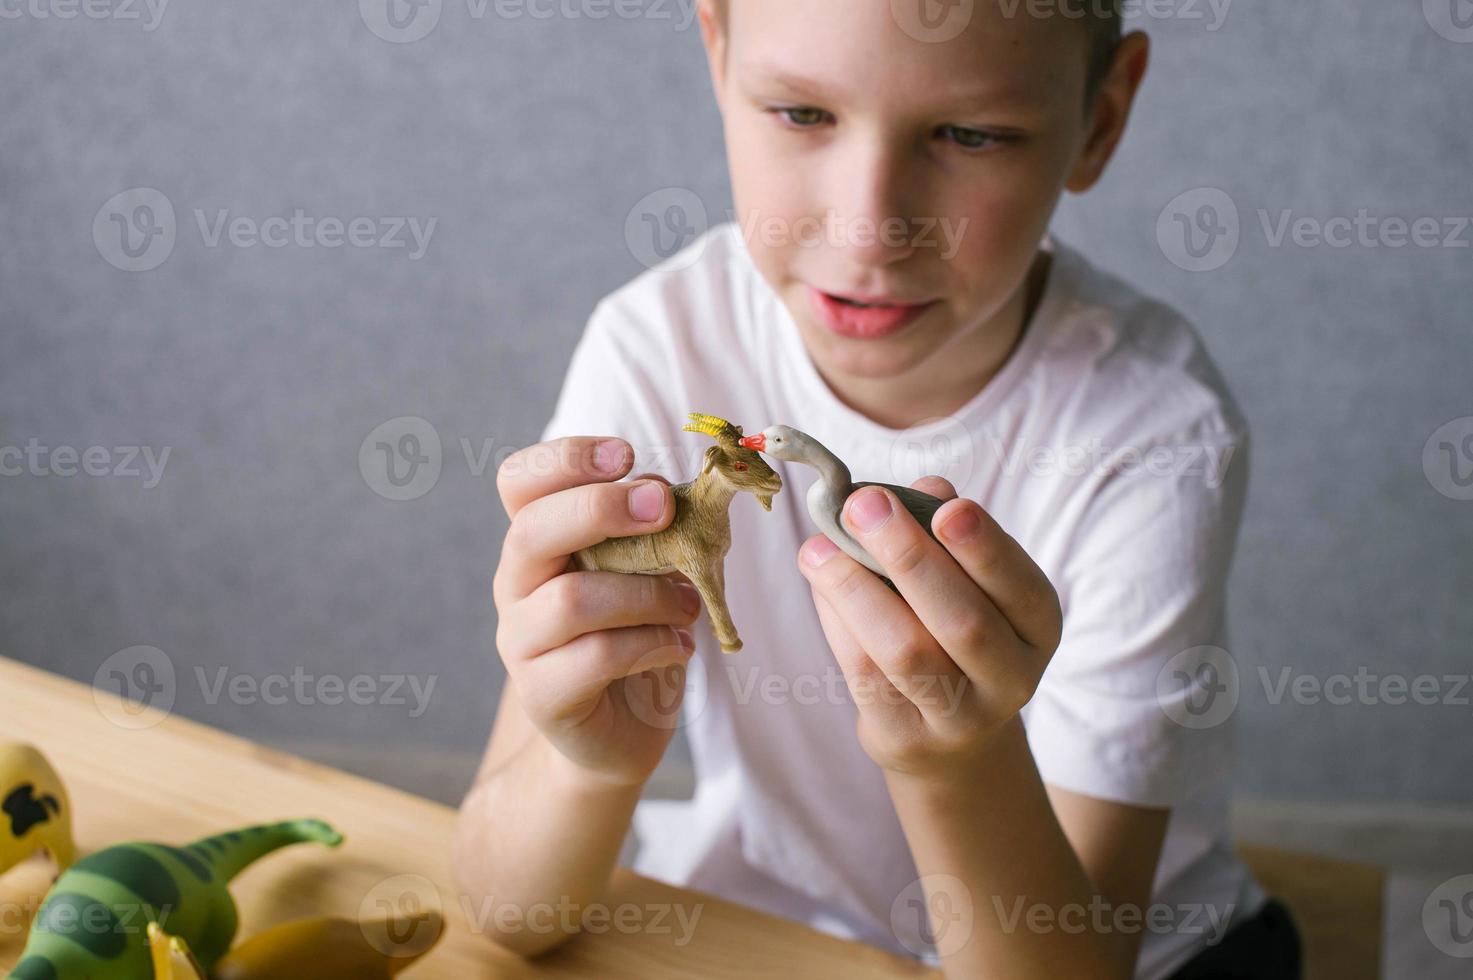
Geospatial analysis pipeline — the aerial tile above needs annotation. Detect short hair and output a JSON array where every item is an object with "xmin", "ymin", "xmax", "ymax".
[{"xmin": 706, "ymin": 0, "xmax": 1122, "ymax": 103}]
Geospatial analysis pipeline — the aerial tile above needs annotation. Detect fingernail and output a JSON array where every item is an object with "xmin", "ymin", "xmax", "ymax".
[
  {"xmin": 847, "ymin": 488, "xmax": 892, "ymax": 534},
  {"xmin": 802, "ymin": 536, "xmax": 839, "ymax": 568},
  {"xmin": 595, "ymin": 440, "xmax": 629, "ymax": 473},
  {"xmin": 675, "ymin": 582, "xmax": 702, "ymax": 616},
  {"xmin": 630, "ymin": 481, "xmax": 665, "ymax": 522},
  {"xmin": 940, "ymin": 508, "xmax": 980, "ymax": 543},
  {"xmin": 674, "ymin": 627, "xmax": 695, "ymax": 651}
]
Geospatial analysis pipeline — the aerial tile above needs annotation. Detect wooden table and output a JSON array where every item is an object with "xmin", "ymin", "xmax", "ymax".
[
  {"xmin": 0, "ymin": 657, "xmax": 936, "ymax": 978},
  {"xmin": 0, "ymin": 656, "xmax": 1383, "ymax": 978}
]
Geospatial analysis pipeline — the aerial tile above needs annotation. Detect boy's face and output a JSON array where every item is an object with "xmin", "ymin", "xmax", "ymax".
[{"xmin": 701, "ymin": 0, "xmax": 1121, "ymax": 387}]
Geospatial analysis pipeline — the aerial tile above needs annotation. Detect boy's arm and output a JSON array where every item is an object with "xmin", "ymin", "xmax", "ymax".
[
  {"xmin": 799, "ymin": 415, "xmax": 1248, "ymax": 977},
  {"xmin": 452, "ymin": 683, "xmax": 645, "ymax": 957},
  {"xmin": 882, "ymin": 720, "xmax": 1166, "ymax": 979},
  {"xmin": 1047, "ymin": 786, "xmax": 1172, "ymax": 970}
]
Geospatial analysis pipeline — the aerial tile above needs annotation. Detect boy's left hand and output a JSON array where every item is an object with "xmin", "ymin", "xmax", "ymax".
[{"xmin": 797, "ymin": 478, "xmax": 1063, "ymax": 782}]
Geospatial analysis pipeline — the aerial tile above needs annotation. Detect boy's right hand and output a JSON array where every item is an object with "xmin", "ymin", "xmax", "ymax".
[{"xmin": 492, "ymin": 436, "xmax": 701, "ymax": 788}]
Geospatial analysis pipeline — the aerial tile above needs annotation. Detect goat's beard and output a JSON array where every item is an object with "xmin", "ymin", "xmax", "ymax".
[{"xmin": 757, "ymin": 495, "xmax": 774, "ymax": 512}]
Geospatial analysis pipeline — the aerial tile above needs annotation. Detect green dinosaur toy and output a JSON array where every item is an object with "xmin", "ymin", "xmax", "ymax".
[{"xmin": 7, "ymin": 818, "xmax": 343, "ymax": 980}]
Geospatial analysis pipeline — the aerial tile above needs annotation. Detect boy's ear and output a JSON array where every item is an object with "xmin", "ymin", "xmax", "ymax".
[
  {"xmin": 697, "ymin": 0, "xmax": 729, "ymax": 113},
  {"xmin": 1066, "ymin": 31, "xmax": 1151, "ymax": 194}
]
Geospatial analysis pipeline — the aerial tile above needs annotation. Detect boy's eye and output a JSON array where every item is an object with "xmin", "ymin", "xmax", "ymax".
[
  {"xmin": 773, "ymin": 106, "xmax": 831, "ymax": 128},
  {"xmin": 937, "ymin": 125, "xmax": 1011, "ymax": 151}
]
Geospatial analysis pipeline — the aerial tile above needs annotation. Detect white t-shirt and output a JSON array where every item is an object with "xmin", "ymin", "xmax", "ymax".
[{"xmin": 537, "ymin": 222, "xmax": 1266, "ymax": 979}]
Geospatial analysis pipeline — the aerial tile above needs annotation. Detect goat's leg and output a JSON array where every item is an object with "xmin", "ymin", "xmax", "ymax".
[{"xmin": 686, "ymin": 557, "xmax": 742, "ymax": 654}]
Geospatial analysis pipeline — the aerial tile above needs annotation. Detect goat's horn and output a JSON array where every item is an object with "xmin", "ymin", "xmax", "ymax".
[{"xmin": 683, "ymin": 412, "xmax": 743, "ymax": 444}]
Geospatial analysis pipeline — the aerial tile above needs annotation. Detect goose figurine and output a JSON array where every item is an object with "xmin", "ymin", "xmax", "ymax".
[{"xmin": 739, "ymin": 424, "xmax": 948, "ymax": 589}]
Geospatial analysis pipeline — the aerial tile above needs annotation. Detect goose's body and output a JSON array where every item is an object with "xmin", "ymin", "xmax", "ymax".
[{"xmin": 740, "ymin": 425, "xmax": 946, "ymax": 582}]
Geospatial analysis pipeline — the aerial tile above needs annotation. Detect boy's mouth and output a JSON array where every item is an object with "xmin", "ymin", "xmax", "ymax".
[{"xmin": 807, "ymin": 286, "xmax": 937, "ymax": 340}]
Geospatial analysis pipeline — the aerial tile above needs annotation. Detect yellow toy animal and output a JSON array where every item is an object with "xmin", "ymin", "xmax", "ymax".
[
  {"xmin": 146, "ymin": 922, "xmax": 207, "ymax": 980},
  {"xmin": 0, "ymin": 741, "xmax": 75, "ymax": 878},
  {"xmin": 210, "ymin": 911, "xmax": 445, "ymax": 979},
  {"xmin": 147, "ymin": 911, "xmax": 442, "ymax": 980}
]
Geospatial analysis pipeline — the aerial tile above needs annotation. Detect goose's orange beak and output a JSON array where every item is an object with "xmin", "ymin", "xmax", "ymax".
[{"xmin": 739, "ymin": 433, "xmax": 765, "ymax": 452}]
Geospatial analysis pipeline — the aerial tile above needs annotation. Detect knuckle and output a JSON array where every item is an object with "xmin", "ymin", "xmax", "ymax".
[
  {"xmin": 495, "ymin": 447, "xmax": 523, "ymax": 496},
  {"xmin": 504, "ymin": 510, "xmax": 537, "ymax": 556},
  {"xmin": 885, "ymin": 532, "xmax": 930, "ymax": 578},
  {"xmin": 883, "ymin": 637, "xmax": 934, "ymax": 684},
  {"xmin": 950, "ymin": 608, "xmax": 990, "ymax": 652},
  {"xmin": 995, "ymin": 667, "xmax": 1036, "ymax": 716},
  {"xmin": 582, "ymin": 628, "xmax": 626, "ymax": 676},
  {"xmin": 580, "ymin": 483, "xmax": 622, "ymax": 534},
  {"xmin": 633, "ymin": 572, "xmax": 661, "ymax": 616},
  {"xmin": 549, "ymin": 571, "xmax": 595, "ymax": 624},
  {"xmin": 828, "ymin": 562, "xmax": 869, "ymax": 602}
]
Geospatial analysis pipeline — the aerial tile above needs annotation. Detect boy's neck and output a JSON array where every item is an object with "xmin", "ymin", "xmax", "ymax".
[{"xmin": 813, "ymin": 250, "xmax": 1053, "ymax": 431}]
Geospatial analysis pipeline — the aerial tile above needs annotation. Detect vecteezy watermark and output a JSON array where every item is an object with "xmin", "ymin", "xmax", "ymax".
[
  {"xmin": 890, "ymin": 874, "xmax": 975, "ymax": 958},
  {"xmin": 887, "ymin": 416, "xmax": 978, "ymax": 491},
  {"xmin": 93, "ymin": 188, "xmax": 437, "ymax": 272},
  {"xmin": 92, "ymin": 645, "xmax": 177, "ymax": 730},
  {"xmin": 1424, "ymin": 417, "xmax": 1473, "ymax": 501},
  {"xmin": 890, "ymin": 0, "xmax": 976, "ymax": 44},
  {"xmin": 91, "ymin": 646, "xmax": 439, "ymax": 729},
  {"xmin": 625, "ymin": 187, "xmax": 710, "ymax": 272},
  {"xmin": 0, "ymin": 439, "xmax": 171, "ymax": 488},
  {"xmin": 1260, "ymin": 667, "xmax": 1471, "ymax": 709},
  {"xmin": 359, "ymin": 417, "xmax": 445, "ymax": 502},
  {"xmin": 1424, "ymin": 874, "xmax": 1473, "ymax": 958},
  {"xmin": 623, "ymin": 191, "xmax": 975, "ymax": 272},
  {"xmin": 1157, "ymin": 646, "xmax": 1473, "ymax": 730},
  {"xmin": 992, "ymin": 895, "xmax": 1237, "ymax": 945},
  {"xmin": 1156, "ymin": 646, "xmax": 1240, "ymax": 730},
  {"xmin": 357, "ymin": 418, "xmax": 696, "ymax": 502},
  {"xmin": 358, "ymin": 874, "xmax": 446, "ymax": 958},
  {"xmin": 986, "ymin": 433, "xmax": 1239, "ymax": 489},
  {"xmin": 998, "ymin": 0, "xmax": 1232, "ymax": 32},
  {"xmin": 1424, "ymin": 0, "xmax": 1473, "ymax": 43},
  {"xmin": 1157, "ymin": 188, "xmax": 1241, "ymax": 273},
  {"xmin": 1158, "ymin": 187, "xmax": 1472, "ymax": 272},
  {"xmin": 359, "ymin": 0, "xmax": 699, "ymax": 44},
  {"xmin": 195, "ymin": 666, "xmax": 437, "ymax": 718},
  {"xmin": 893, "ymin": 0, "xmax": 1233, "ymax": 43},
  {"xmin": 0, "ymin": 0, "xmax": 169, "ymax": 30},
  {"xmin": 727, "ymin": 663, "xmax": 970, "ymax": 715},
  {"xmin": 458, "ymin": 893, "xmax": 705, "ymax": 944},
  {"xmin": 732, "ymin": 209, "xmax": 972, "ymax": 262},
  {"xmin": 0, "ymin": 896, "xmax": 173, "ymax": 939}
]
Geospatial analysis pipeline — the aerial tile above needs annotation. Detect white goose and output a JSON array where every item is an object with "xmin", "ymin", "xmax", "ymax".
[{"xmin": 739, "ymin": 424, "xmax": 947, "ymax": 588}]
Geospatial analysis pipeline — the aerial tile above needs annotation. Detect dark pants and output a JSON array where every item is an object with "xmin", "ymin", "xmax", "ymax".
[{"xmin": 1165, "ymin": 898, "xmax": 1303, "ymax": 980}]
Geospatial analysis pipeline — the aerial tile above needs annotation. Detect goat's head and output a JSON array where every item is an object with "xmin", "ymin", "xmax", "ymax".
[{"xmin": 683, "ymin": 413, "xmax": 783, "ymax": 512}]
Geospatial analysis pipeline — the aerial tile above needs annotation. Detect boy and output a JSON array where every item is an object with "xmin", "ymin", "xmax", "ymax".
[{"xmin": 453, "ymin": 2, "xmax": 1300, "ymax": 977}]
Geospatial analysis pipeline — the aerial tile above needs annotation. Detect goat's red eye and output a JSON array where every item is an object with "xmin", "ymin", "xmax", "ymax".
[{"xmin": 734, "ymin": 462, "xmax": 749, "ymax": 471}]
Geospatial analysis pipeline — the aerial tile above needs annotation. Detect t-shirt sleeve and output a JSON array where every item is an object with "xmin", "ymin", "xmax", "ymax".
[
  {"xmin": 1023, "ymin": 420, "xmax": 1251, "ymax": 808},
  {"xmin": 537, "ymin": 298, "xmax": 686, "ymax": 478}
]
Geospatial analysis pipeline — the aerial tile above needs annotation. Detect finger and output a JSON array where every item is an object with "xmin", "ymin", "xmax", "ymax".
[
  {"xmin": 932, "ymin": 498, "xmax": 1063, "ymax": 652},
  {"xmin": 521, "ymin": 624, "xmax": 695, "ymax": 723},
  {"xmin": 798, "ymin": 531, "xmax": 960, "ymax": 709},
  {"xmin": 497, "ymin": 436, "xmax": 632, "ymax": 521},
  {"xmin": 837, "ymin": 487, "xmax": 1024, "ymax": 678},
  {"xmin": 632, "ymin": 472, "xmax": 671, "ymax": 485},
  {"xmin": 811, "ymin": 589, "xmax": 911, "ymax": 718},
  {"xmin": 911, "ymin": 476, "xmax": 957, "ymax": 501},
  {"xmin": 506, "ymin": 571, "xmax": 702, "ymax": 662},
  {"xmin": 495, "ymin": 478, "xmax": 675, "ymax": 604}
]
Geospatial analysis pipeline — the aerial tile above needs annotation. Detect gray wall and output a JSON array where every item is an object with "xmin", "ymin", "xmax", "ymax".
[{"xmin": 2, "ymin": 1, "xmax": 1469, "ymax": 809}]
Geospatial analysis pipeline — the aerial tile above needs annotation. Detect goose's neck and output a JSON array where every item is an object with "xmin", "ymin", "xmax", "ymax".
[{"xmin": 804, "ymin": 440, "xmax": 852, "ymax": 491}]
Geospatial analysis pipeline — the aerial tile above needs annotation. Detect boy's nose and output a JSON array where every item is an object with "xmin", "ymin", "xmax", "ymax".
[{"xmin": 829, "ymin": 145, "xmax": 919, "ymax": 268}]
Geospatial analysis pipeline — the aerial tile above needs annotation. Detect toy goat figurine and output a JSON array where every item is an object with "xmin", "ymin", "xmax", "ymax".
[
  {"xmin": 0, "ymin": 741, "xmax": 75, "ymax": 881},
  {"xmin": 574, "ymin": 413, "xmax": 782, "ymax": 653}
]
